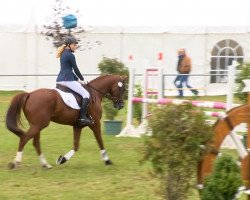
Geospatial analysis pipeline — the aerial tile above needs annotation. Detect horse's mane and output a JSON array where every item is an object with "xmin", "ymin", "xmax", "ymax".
[{"xmin": 89, "ymin": 74, "xmax": 119, "ymax": 83}]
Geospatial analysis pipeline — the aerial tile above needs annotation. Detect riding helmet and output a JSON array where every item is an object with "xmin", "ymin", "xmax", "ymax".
[{"xmin": 64, "ymin": 36, "xmax": 78, "ymax": 45}]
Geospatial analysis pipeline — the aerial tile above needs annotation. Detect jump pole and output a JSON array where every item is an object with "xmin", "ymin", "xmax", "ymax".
[
  {"xmin": 136, "ymin": 60, "xmax": 163, "ymax": 135},
  {"xmin": 117, "ymin": 67, "xmax": 138, "ymax": 137},
  {"xmin": 226, "ymin": 60, "xmax": 238, "ymax": 110},
  {"xmin": 117, "ymin": 60, "xmax": 164, "ymax": 137},
  {"xmin": 118, "ymin": 61, "xmax": 239, "ymax": 137},
  {"xmin": 142, "ymin": 60, "xmax": 163, "ymax": 118},
  {"xmin": 132, "ymin": 97, "xmax": 228, "ymax": 109}
]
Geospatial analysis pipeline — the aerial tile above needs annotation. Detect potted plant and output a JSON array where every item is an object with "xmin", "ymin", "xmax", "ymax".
[
  {"xmin": 102, "ymin": 99, "xmax": 123, "ymax": 135},
  {"xmin": 98, "ymin": 56, "xmax": 129, "ymax": 135}
]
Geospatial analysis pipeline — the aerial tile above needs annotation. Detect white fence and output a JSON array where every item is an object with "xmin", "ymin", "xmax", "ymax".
[{"xmin": 1, "ymin": 27, "xmax": 250, "ymax": 91}]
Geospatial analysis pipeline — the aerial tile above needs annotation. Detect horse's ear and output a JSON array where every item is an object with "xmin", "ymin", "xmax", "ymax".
[{"xmin": 122, "ymin": 76, "xmax": 128, "ymax": 81}]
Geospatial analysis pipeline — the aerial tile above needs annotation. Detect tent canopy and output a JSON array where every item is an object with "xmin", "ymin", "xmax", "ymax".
[{"xmin": 0, "ymin": 0, "xmax": 249, "ymax": 30}]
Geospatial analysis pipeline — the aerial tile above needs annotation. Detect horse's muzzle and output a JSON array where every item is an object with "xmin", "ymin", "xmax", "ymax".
[{"xmin": 114, "ymin": 102, "xmax": 124, "ymax": 110}]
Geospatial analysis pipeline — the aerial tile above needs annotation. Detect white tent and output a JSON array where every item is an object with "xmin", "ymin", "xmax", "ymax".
[{"xmin": 0, "ymin": 0, "xmax": 250, "ymax": 96}]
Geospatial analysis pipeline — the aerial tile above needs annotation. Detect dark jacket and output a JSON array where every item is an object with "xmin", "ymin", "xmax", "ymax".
[{"xmin": 56, "ymin": 49, "xmax": 84, "ymax": 82}]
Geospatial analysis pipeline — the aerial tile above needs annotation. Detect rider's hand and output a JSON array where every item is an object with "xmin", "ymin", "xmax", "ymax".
[{"xmin": 78, "ymin": 80, "xmax": 85, "ymax": 85}]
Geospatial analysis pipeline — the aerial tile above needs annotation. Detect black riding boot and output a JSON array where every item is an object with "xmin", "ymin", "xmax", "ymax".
[{"xmin": 78, "ymin": 98, "xmax": 93, "ymax": 126}]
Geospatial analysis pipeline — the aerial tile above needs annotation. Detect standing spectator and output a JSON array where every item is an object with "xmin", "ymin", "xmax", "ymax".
[{"xmin": 174, "ymin": 48, "xmax": 198, "ymax": 98}]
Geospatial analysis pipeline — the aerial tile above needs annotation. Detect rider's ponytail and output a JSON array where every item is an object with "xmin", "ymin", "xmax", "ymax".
[{"xmin": 56, "ymin": 44, "xmax": 67, "ymax": 58}]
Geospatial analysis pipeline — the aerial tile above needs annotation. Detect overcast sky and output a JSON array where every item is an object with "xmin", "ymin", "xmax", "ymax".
[{"xmin": 0, "ymin": 0, "xmax": 249, "ymax": 27}]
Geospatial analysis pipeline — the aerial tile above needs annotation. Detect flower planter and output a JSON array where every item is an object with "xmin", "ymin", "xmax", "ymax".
[{"xmin": 104, "ymin": 120, "xmax": 122, "ymax": 135}]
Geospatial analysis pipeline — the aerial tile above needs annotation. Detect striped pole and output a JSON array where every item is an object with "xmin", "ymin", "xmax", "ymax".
[
  {"xmin": 132, "ymin": 97, "xmax": 228, "ymax": 110},
  {"xmin": 203, "ymin": 111, "xmax": 226, "ymax": 118}
]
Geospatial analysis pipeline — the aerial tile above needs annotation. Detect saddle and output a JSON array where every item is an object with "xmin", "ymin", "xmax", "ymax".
[{"xmin": 56, "ymin": 84, "xmax": 82, "ymax": 107}]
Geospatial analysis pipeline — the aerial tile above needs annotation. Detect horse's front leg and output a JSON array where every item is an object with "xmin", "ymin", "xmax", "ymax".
[
  {"xmin": 56, "ymin": 126, "xmax": 82, "ymax": 165},
  {"xmin": 90, "ymin": 123, "xmax": 113, "ymax": 165}
]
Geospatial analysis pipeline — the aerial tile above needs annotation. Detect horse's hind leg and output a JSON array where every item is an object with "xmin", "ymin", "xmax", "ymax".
[
  {"xmin": 33, "ymin": 133, "xmax": 52, "ymax": 169},
  {"xmin": 8, "ymin": 126, "xmax": 42, "ymax": 169},
  {"xmin": 56, "ymin": 126, "xmax": 82, "ymax": 165}
]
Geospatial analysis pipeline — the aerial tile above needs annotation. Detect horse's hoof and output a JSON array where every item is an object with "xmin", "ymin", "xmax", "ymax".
[
  {"xmin": 42, "ymin": 164, "xmax": 52, "ymax": 169},
  {"xmin": 56, "ymin": 155, "xmax": 67, "ymax": 165},
  {"xmin": 8, "ymin": 162, "xmax": 15, "ymax": 169},
  {"xmin": 8, "ymin": 162, "xmax": 19, "ymax": 169},
  {"xmin": 105, "ymin": 160, "xmax": 113, "ymax": 165}
]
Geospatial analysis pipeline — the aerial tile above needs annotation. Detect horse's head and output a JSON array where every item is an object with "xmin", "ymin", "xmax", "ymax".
[
  {"xmin": 88, "ymin": 75, "xmax": 127, "ymax": 110},
  {"xmin": 108, "ymin": 75, "xmax": 127, "ymax": 110}
]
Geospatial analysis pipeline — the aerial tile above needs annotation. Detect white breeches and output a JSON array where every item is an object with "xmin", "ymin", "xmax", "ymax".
[{"xmin": 57, "ymin": 81, "xmax": 90, "ymax": 99}]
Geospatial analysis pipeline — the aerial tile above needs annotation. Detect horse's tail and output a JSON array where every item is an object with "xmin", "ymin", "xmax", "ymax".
[{"xmin": 5, "ymin": 92, "xmax": 29, "ymax": 137}]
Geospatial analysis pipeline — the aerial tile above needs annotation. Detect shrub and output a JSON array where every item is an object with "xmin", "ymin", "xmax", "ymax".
[
  {"xmin": 41, "ymin": 0, "xmax": 101, "ymax": 50},
  {"xmin": 143, "ymin": 103, "xmax": 213, "ymax": 200},
  {"xmin": 41, "ymin": 0, "xmax": 85, "ymax": 48},
  {"xmin": 133, "ymin": 83, "xmax": 143, "ymax": 124},
  {"xmin": 201, "ymin": 154, "xmax": 242, "ymax": 200},
  {"xmin": 235, "ymin": 62, "xmax": 250, "ymax": 103}
]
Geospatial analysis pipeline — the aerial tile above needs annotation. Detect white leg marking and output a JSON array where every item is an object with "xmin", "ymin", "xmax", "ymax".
[
  {"xmin": 196, "ymin": 184, "xmax": 204, "ymax": 190},
  {"xmin": 100, "ymin": 149, "xmax": 109, "ymax": 161},
  {"xmin": 64, "ymin": 150, "xmax": 75, "ymax": 160},
  {"xmin": 14, "ymin": 151, "xmax": 23, "ymax": 163},
  {"xmin": 39, "ymin": 154, "xmax": 52, "ymax": 168}
]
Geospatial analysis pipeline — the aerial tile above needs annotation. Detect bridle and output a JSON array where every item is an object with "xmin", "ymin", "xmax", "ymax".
[{"xmin": 87, "ymin": 79, "xmax": 125, "ymax": 104}]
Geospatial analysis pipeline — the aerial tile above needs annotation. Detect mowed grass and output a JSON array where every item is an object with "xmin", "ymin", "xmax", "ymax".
[
  {"xmin": 0, "ymin": 91, "xmax": 163, "ymax": 200},
  {"xmin": 0, "ymin": 125, "xmax": 162, "ymax": 200},
  {"xmin": 0, "ymin": 91, "xmax": 247, "ymax": 200}
]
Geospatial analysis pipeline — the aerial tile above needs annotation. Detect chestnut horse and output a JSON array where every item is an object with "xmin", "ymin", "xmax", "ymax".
[{"xmin": 5, "ymin": 74, "xmax": 127, "ymax": 169}]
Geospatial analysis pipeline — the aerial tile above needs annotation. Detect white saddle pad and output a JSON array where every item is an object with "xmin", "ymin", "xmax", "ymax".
[{"xmin": 55, "ymin": 88, "xmax": 80, "ymax": 110}]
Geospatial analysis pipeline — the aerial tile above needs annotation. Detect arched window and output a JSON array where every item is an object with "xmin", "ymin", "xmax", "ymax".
[{"xmin": 210, "ymin": 39, "xmax": 243, "ymax": 83}]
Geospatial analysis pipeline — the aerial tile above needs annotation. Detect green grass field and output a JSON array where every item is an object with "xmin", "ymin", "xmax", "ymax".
[{"xmin": 0, "ymin": 91, "xmax": 247, "ymax": 200}]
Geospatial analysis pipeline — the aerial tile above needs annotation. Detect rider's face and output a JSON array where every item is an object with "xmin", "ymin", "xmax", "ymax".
[{"xmin": 69, "ymin": 43, "xmax": 78, "ymax": 51}]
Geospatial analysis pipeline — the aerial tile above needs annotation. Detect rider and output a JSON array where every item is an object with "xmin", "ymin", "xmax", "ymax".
[{"xmin": 56, "ymin": 35, "xmax": 93, "ymax": 126}]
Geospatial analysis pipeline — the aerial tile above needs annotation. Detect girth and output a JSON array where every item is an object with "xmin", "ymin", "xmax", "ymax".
[{"xmin": 56, "ymin": 84, "xmax": 82, "ymax": 107}]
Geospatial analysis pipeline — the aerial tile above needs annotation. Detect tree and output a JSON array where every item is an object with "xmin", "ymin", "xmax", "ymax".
[
  {"xmin": 143, "ymin": 103, "xmax": 213, "ymax": 200},
  {"xmin": 98, "ymin": 57, "xmax": 129, "ymax": 120},
  {"xmin": 41, "ymin": 0, "xmax": 101, "ymax": 50},
  {"xmin": 98, "ymin": 57, "xmax": 129, "ymax": 76}
]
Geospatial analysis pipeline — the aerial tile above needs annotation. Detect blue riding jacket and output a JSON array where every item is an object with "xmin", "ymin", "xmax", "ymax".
[{"xmin": 56, "ymin": 49, "xmax": 84, "ymax": 82}]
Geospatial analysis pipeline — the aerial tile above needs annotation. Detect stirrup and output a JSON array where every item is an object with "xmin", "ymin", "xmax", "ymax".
[{"xmin": 78, "ymin": 118, "xmax": 94, "ymax": 126}]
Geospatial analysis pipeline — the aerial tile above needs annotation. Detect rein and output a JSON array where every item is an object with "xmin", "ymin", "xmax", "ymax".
[{"xmin": 86, "ymin": 82, "xmax": 122, "ymax": 103}]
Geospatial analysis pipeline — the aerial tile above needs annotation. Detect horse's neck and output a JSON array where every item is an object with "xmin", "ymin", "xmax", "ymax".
[{"xmin": 91, "ymin": 76, "xmax": 116, "ymax": 94}]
